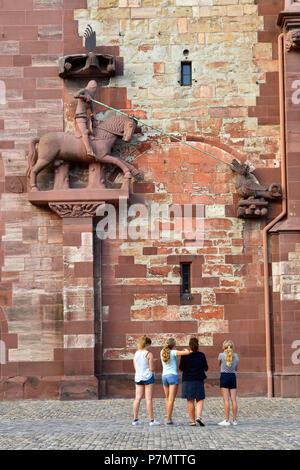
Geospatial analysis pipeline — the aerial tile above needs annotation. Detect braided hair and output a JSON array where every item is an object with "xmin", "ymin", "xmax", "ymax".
[
  {"xmin": 161, "ymin": 338, "xmax": 176, "ymax": 364},
  {"xmin": 223, "ymin": 340, "xmax": 235, "ymax": 366}
]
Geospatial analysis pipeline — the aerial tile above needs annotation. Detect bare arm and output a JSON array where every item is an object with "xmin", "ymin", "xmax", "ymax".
[
  {"xmin": 176, "ymin": 348, "xmax": 190, "ymax": 357},
  {"xmin": 146, "ymin": 352, "xmax": 154, "ymax": 372}
]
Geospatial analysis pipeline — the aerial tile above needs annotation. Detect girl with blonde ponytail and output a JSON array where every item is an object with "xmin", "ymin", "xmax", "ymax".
[
  {"xmin": 218, "ymin": 340, "xmax": 239, "ymax": 426},
  {"xmin": 160, "ymin": 338, "xmax": 190, "ymax": 425},
  {"xmin": 132, "ymin": 335, "xmax": 160, "ymax": 426}
]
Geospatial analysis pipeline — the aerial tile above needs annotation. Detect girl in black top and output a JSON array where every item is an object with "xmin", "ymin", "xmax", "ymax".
[{"xmin": 179, "ymin": 337, "xmax": 208, "ymax": 426}]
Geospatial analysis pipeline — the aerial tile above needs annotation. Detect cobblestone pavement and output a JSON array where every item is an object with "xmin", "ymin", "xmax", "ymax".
[{"xmin": 0, "ymin": 398, "xmax": 299, "ymax": 450}]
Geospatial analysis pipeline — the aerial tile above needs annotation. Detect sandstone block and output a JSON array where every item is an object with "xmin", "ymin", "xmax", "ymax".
[
  {"xmin": 64, "ymin": 335, "xmax": 95, "ymax": 349},
  {"xmin": 131, "ymin": 7, "xmax": 157, "ymax": 19},
  {"xmin": 60, "ymin": 376, "xmax": 98, "ymax": 400},
  {"xmin": 0, "ymin": 42, "xmax": 19, "ymax": 55},
  {"xmin": 175, "ymin": 0, "xmax": 201, "ymax": 6},
  {"xmin": 178, "ymin": 18, "xmax": 187, "ymax": 34}
]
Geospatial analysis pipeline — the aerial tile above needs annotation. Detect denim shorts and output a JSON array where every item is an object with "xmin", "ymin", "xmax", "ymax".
[
  {"xmin": 135, "ymin": 373, "xmax": 155, "ymax": 386},
  {"xmin": 220, "ymin": 373, "xmax": 237, "ymax": 389},
  {"xmin": 182, "ymin": 380, "xmax": 205, "ymax": 400},
  {"xmin": 162, "ymin": 374, "xmax": 179, "ymax": 386}
]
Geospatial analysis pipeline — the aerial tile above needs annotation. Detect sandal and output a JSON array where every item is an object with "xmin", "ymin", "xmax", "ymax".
[
  {"xmin": 189, "ymin": 422, "xmax": 196, "ymax": 426},
  {"xmin": 196, "ymin": 418, "xmax": 205, "ymax": 427}
]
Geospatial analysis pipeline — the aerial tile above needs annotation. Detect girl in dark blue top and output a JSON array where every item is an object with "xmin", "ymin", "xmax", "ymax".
[{"xmin": 179, "ymin": 337, "xmax": 208, "ymax": 426}]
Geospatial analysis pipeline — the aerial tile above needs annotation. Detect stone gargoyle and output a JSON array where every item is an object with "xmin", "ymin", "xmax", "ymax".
[
  {"xmin": 231, "ymin": 159, "xmax": 282, "ymax": 218},
  {"xmin": 285, "ymin": 28, "xmax": 300, "ymax": 52}
]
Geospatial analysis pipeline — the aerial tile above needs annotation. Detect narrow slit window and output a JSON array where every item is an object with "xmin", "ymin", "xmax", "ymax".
[
  {"xmin": 181, "ymin": 263, "xmax": 191, "ymax": 294},
  {"xmin": 181, "ymin": 62, "xmax": 192, "ymax": 86}
]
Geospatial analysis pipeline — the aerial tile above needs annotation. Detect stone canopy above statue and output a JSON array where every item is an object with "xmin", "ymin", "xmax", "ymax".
[
  {"xmin": 58, "ymin": 53, "xmax": 115, "ymax": 79},
  {"xmin": 59, "ymin": 25, "xmax": 116, "ymax": 79}
]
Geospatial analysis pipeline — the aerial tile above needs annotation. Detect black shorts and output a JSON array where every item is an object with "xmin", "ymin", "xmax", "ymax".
[{"xmin": 220, "ymin": 373, "xmax": 237, "ymax": 389}]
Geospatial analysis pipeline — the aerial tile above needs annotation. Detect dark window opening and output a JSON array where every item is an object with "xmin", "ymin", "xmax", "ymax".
[
  {"xmin": 181, "ymin": 263, "xmax": 191, "ymax": 294},
  {"xmin": 181, "ymin": 62, "xmax": 192, "ymax": 86}
]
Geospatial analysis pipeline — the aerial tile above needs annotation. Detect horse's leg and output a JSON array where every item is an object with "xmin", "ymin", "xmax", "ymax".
[
  {"xmin": 106, "ymin": 155, "xmax": 142, "ymax": 179},
  {"xmin": 30, "ymin": 138, "xmax": 59, "ymax": 190},
  {"xmin": 122, "ymin": 161, "xmax": 142, "ymax": 177},
  {"xmin": 99, "ymin": 154, "xmax": 131, "ymax": 178},
  {"xmin": 30, "ymin": 160, "xmax": 52, "ymax": 191}
]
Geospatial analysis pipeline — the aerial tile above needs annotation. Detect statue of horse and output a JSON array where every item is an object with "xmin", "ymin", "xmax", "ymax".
[{"xmin": 27, "ymin": 114, "xmax": 142, "ymax": 191}]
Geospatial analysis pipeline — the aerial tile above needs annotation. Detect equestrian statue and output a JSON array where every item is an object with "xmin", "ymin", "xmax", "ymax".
[{"xmin": 27, "ymin": 80, "xmax": 142, "ymax": 191}]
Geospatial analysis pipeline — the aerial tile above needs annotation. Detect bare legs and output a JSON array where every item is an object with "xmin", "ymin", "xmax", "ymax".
[
  {"xmin": 221, "ymin": 388, "xmax": 238, "ymax": 422},
  {"xmin": 187, "ymin": 399, "xmax": 204, "ymax": 424},
  {"xmin": 196, "ymin": 399, "xmax": 204, "ymax": 421},
  {"xmin": 133, "ymin": 385, "xmax": 144, "ymax": 421},
  {"xmin": 145, "ymin": 384, "xmax": 154, "ymax": 421},
  {"xmin": 230, "ymin": 388, "xmax": 238, "ymax": 421},
  {"xmin": 133, "ymin": 384, "xmax": 154, "ymax": 422},
  {"xmin": 163, "ymin": 384, "xmax": 178, "ymax": 422}
]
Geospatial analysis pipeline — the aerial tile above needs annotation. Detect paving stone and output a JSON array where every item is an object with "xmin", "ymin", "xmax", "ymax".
[{"xmin": 0, "ymin": 397, "xmax": 299, "ymax": 450}]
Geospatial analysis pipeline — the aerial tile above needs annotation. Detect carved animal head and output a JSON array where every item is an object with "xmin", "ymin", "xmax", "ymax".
[
  {"xmin": 231, "ymin": 159, "xmax": 250, "ymax": 176},
  {"xmin": 286, "ymin": 29, "xmax": 300, "ymax": 51},
  {"xmin": 122, "ymin": 118, "xmax": 137, "ymax": 142},
  {"xmin": 96, "ymin": 115, "xmax": 137, "ymax": 141}
]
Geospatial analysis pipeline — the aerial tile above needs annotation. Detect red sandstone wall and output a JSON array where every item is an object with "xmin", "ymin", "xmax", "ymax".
[
  {"xmin": 100, "ymin": 142, "xmax": 268, "ymax": 397},
  {"xmin": 0, "ymin": 0, "xmax": 89, "ymax": 399}
]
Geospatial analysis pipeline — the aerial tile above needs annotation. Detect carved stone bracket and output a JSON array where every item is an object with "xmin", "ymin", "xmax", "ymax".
[
  {"xmin": 237, "ymin": 198, "xmax": 269, "ymax": 219},
  {"xmin": 285, "ymin": 29, "xmax": 300, "ymax": 51},
  {"xmin": 49, "ymin": 202, "xmax": 104, "ymax": 218},
  {"xmin": 231, "ymin": 159, "xmax": 282, "ymax": 219}
]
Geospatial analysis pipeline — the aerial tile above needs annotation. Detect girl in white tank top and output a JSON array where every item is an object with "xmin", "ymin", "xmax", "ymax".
[
  {"xmin": 132, "ymin": 335, "xmax": 160, "ymax": 426},
  {"xmin": 134, "ymin": 349, "xmax": 153, "ymax": 382}
]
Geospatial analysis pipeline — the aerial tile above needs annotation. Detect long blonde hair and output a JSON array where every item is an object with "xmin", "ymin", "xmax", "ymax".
[
  {"xmin": 223, "ymin": 340, "xmax": 235, "ymax": 366},
  {"xmin": 162, "ymin": 338, "xmax": 176, "ymax": 364},
  {"xmin": 138, "ymin": 335, "xmax": 151, "ymax": 350}
]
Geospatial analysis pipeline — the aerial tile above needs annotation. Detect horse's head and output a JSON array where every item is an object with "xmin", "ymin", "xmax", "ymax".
[
  {"xmin": 122, "ymin": 117, "xmax": 137, "ymax": 142},
  {"xmin": 95, "ymin": 115, "xmax": 138, "ymax": 142}
]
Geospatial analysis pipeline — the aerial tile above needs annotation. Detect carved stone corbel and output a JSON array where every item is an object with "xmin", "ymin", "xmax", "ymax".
[
  {"xmin": 285, "ymin": 28, "xmax": 300, "ymax": 51},
  {"xmin": 231, "ymin": 159, "xmax": 282, "ymax": 219},
  {"xmin": 48, "ymin": 202, "xmax": 104, "ymax": 218}
]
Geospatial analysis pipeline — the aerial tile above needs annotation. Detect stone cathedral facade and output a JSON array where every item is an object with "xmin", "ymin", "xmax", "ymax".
[{"xmin": 0, "ymin": 0, "xmax": 299, "ymax": 400}]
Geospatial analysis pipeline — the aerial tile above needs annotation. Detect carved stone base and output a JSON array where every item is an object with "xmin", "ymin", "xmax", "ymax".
[
  {"xmin": 53, "ymin": 161, "xmax": 106, "ymax": 191},
  {"xmin": 28, "ymin": 186, "xmax": 129, "ymax": 206},
  {"xmin": 88, "ymin": 162, "xmax": 106, "ymax": 189},
  {"xmin": 53, "ymin": 161, "xmax": 70, "ymax": 190},
  {"xmin": 237, "ymin": 198, "xmax": 269, "ymax": 218},
  {"xmin": 49, "ymin": 202, "xmax": 104, "ymax": 218}
]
